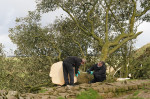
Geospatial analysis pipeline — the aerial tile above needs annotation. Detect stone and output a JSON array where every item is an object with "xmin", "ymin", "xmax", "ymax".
[
  {"xmin": 41, "ymin": 95, "xmax": 50, "ymax": 99},
  {"xmin": 0, "ymin": 96, "xmax": 4, "ymax": 99},
  {"xmin": 137, "ymin": 84, "xmax": 143, "ymax": 89},
  {"xmin": 40, "ymin": 91, "xmax": 51, "ymax": 95},
  {"xmin": 98, "ymin": 87, "xmax": 104, "ymax": 93},
  {"xmin": 111, "ymin": 86, "xmax": 116, "ymax": 92},
  {"xmin": 66, "ymin": 93, "xmax": 76, "ymax": 99},
  {"xmin": 71, "ymin": 85, "xmax": 80, "ymax": 90},
  {"xmin": 56, "ymin": 87, "xmax": 66, "ymax": 93},
  {"xmin": 7, "ymin": 91, "xmax": 19, "ymax": 97},
  {"xmin": 58, "ymin": 93, "xmax": 68, "ymax": 98},
  {"xmin": 23, "ymin": 93, "xmax": 37, "ymax": 99},
  {"xmin": 103, "ymin": 87, "xmax": 109, "ymax": 93},
  {"xmin": 128, "ymin": 85, "xmax": 133, "ymax": 90},
  {"xmin": 99, "ymin": 93, "xmax": 106, "ymax": 98},
  {"xmin": 132, "ymin": 85, "xmax": 138, "ymax": 90},
  {"xmin": 80, "ymin": 89, "xmax": 85, "ymax": 92},
  {"xmin": 91, "ymin": 83, "xmax": 99, "ymax": 87},
  {"xmin": 50, "ymin": 96, "xmax": 57, "ymax": 99},
  {"xmin": 107, "ymin": 86, "xmax": 116, "ymax": 92},
  {"xmin": 79, "ymin": 83, "xmax": 90, "ymax": 89},
  {"xmin": 19, "ymin": 97, "xmax": 24, "ymax": 99},
  {"xmin": 73, "ymin": 91, "xmax": 80, "ymax": 95},
  {"xmin": 47, "ymin": 88, "xmax": 54, "ymax": 92},
  {"xmin": 0, "ymin": 90, "xmax": 7, "ymax": 96},
  {"xmin": 7, "ymin": 96, "xmax": 18, "ymax": 99},
  {"xmin": 53, "ymin": 91, "xmax": 58, "ymax": 96},
  {"xmin": 107, "ymin": 92, "xmax": 114, "ymax": 98},
  {"xmin": 92, "ymin": 87, "xmax": 99, "ymax": 91},
  {"xmin": 67, "ymin": 89, "xmax": 73, "ymax": 93}
]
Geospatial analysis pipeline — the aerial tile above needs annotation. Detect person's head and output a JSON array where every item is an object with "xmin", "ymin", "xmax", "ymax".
[
  {"xmin": 98, "ymin": 61, "xmax": 105, "ymax": 67},
  {"xmin": 81, "ymin": 58, "xmax": 86, "ymax": 65}
]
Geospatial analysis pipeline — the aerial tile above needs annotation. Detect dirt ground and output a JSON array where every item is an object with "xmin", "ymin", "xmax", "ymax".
[{"xmin": 107, "ymin": 86, "xmax": 150, "ymax": 99}]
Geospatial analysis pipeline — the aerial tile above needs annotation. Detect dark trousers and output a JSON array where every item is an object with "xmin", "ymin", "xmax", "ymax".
[
  {"xmin": 63, "ymin": 62, "xmax": 74, "ymax": 85},
  {"xmin": 90, "ymin": 74, "xmax": 106, "ymax": 83}
]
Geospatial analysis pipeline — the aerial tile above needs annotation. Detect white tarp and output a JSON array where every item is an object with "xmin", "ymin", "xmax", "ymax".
[{"xmin": 49, "ymin": 61, "xmax": 77, "ymax": 85}]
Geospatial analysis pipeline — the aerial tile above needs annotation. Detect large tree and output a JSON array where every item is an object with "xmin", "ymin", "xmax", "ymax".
[{"xmin": 36, "ymin": 0, "xmax": 150, "ymax": 61}]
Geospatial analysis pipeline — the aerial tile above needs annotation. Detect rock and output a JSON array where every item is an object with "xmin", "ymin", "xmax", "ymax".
[
  {"xmin": 92, "ymin": 87, "xmax": 99, "ymax": 91},
  {"xmin": 79, "ymin": 83, "xmax": 90, "ymax": 89},
  {"xmin": 0, "ymin": 90, "xmax": 7, "ymax": 96},
  {"xmin": 91, "ymin": 83, "xmax": 100, "ymax": 87},
  {"xmin": 41, "ymin": 95, "xmax": 50, "ymax": 99},
  {"xmin": 98, "ymin": 87, "xmax": 104, "ymax": 93},
  {"xmin": 99, "ymin": 93, "xmax": 106, "ymax": 98},
  {"xmin": 73, "ymin": 90, "xmax": 80, "ymax": 95},
  {"xmin": 71, "ymin": 85, "xmax": 80, "ymax": 91},
  {"xmin": 49, "ymin": 96, "xmax": 57, "ymax": 99},
  {"xmin": 57, "ymin": 87, "xmax": 66, "ymax": 93},
  {"xmin": 19, "ymin": 96, "xmax": 24, "ymax": 99},
  {"xmin": 103, "ymin": 87, "xmax": 109, "ymax": 93},
  {"xmin": 107, "ymin": 92, "xmax": 114, "ymax": 98},
  {"xmin": 22, "ymin": 93, "xmax": 37, "ymax": 99},
  {"xmin": 80, "ymin": 89, "xmax": 85, "ymax": 92},
  {"xmin": 53, "ymin": 91, "xmax": 58, "ymax": 96},
  {"xmin": 46, "ymin": 88, "xmax": 54, "ymax": 92},
  {"xmin": 58, "ymin": 93, "xmax": 68, "ymax": 98},
  {"xmin": 66, "ymin": 85, "xmax": 74, "ymax": 90},
  {"xmin": 66, "ymin": 93, "xmax": 76, "ymax": 99},
  {"xmin": 132, "ymin": 85, "xmax": 138, "ymax": 90},
  {"xmin": 6, "ymin": 91, "xmax": 19, "ymax": 99},
  {"xmin": 111, "ymin": 86, "xmax": 116, "ymax": 92},
  {"xmin": 7, "ymin": 96, "xmax": 18, "ymax": 99},
  {"xmin": 7, "ymin": 91, "xmax": 19, "ymax": 97}
]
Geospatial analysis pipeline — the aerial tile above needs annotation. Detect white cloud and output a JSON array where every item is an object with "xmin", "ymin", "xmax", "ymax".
[
  {"xmin": 0, "ymin": 0, "xmax": 150, "ymax": 56},
  {"xmin": 41, "ymin": 8, "xmax": 68, "ymax": 26},
  {"xmin": 0, "ymin": 34, "xmax": 17, "ymax": 55},
  {"xmin": 0, "ymin": 0, "xmax": 36, "ymax": 55},
  {"xmin": 135, "ymin": 22, "xmax": 150, "ymax": 48}
]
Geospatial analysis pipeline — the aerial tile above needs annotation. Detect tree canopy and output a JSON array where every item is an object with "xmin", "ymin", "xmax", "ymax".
[{"xmin": 35, "ymin": 0, "xmax": 150, "ymax": 61}]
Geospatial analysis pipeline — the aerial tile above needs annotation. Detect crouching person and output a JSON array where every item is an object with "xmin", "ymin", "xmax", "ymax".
[{"xmin": 87, "ymin": 61, "xmax": 106, "ymax": 83}]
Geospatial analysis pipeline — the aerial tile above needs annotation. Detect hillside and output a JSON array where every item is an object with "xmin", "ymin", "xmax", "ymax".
[{"xmin": 134, "ymin": 43, "xmax": 150, "ymax": 58}]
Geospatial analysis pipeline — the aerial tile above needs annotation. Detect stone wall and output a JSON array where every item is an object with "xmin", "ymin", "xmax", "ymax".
[{"xmin": 0, "ymin": 80, "xmax": 150, "ymax": 99}]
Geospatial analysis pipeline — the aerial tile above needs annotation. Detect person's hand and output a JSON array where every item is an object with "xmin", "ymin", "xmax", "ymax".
[
  {"xmin": 90, "ymin": 71, "xmax": 93, "ymax": 75},
  {"xmin": 75, "ymin": 73, "xmax": 78, "ymax": 77},
  {"xmin": 78, "ymin": 71, "xmax": 80, "ymax": 75}
]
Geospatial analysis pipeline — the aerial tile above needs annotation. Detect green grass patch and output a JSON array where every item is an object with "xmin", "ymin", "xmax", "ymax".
[
  {"xmin": 133, "ymin": 90, "xmax": 140, "ymax": 96},
  {"xmin": 76, "ymin": 88, "xmax": 103, "ymax": 99},
  {"xmin": 38, "ymin": 88, "xmax": 48, "ymax": 93},
  {"xmin": 126, "ymin": 96, "xmax": 144, "ymax": 99},
  {"xmin": 58, "ymin": 97, "xmax": 65, "ymax": 99}
]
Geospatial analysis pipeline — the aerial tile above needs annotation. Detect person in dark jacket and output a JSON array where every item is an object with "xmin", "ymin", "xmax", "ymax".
[
  {"xmin": 63, "ymin": 56, "xmax": 86, "ymax": 86},
  {"xmin": 87, "ymin": 61, "xmax": 106, "ymax": 83}
]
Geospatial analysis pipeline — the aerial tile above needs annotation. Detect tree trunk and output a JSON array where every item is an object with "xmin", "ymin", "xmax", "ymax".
[{"xmin": 100, "ymin": 43, "xmax": 109, "ymax": 62}]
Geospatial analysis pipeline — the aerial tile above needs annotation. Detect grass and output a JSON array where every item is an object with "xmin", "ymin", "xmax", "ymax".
[
  {"xmin": 133, "ymin": 90, "xmax": 140, "ymax": 96},
  {"xmin": 76, "ymin": 88, "xmax": 103, "ymax": 99},
  {"xmin": 38, "ymin": 88, "xmax": 48, "ymax": 93},
  {"xmin": 126, "ymin": 96, "xmax": 144, "ymax": 99},
  {"xmin": 126, "ymin": 90, "xmax": 144, "ymax": 99},
  {"xmin": 58, "ymin": 97, "xmax": 65, "ymax": 99}
]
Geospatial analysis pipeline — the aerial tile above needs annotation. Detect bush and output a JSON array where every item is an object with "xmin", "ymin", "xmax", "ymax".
[
  {"xmin": 0, "ymin": 56, "xmax": 53, "ymax": 92},
  {"xmin": 129, "ymin": 47, "xmax": 150, "ymax": 79}
]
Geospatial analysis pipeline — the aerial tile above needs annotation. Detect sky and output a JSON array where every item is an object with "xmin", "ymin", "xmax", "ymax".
[{"xmin": 0, "ymin": 0, "xmax": 150, "ymax": 56}]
